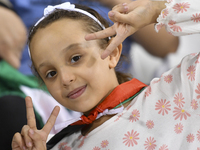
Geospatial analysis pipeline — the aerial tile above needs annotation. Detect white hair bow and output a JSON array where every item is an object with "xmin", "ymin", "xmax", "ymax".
[
  {"xmin": 44, "ymin": 2, "xmax": 75, "ymax": 17},
  {"xmin": 34, "ymin": 2, "xmax": 105, "ymax": 29}
]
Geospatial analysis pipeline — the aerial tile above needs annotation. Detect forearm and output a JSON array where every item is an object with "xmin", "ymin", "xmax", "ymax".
[
  {"xmin": 132, "ymin": 24, "xmax": 179, "ymax": 58},
  {"xmin": 98, "ymin": 0, "xmax": 132, "ymax": 8}
]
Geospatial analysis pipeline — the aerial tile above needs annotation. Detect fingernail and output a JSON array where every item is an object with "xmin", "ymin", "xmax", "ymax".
[
  {"xmin": 29, "ymin": 129, "xmax": 34, "ymax": 135},
  {"xmin": 28, "ymin": 142, "xmax": 32, "ymax": 147},
  {"xmin": 108, "ymin": 11, "xmax": 114, "ymax": 17},
  {"xmin": 23, "ymin": 146, "xmax": 27, "ymax": 150},
  {"xmin": 122, "ymin": 3, "xmax": 127, "ymax": 6},
  {"xmin": 124, "ymin": 6, "xmax": 128, "ymax": 12}
]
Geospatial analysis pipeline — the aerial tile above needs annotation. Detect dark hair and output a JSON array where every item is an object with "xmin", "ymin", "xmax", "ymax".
[{"xmin": 28, "ymin": 4, "xmax": 132, "ymax": 84}]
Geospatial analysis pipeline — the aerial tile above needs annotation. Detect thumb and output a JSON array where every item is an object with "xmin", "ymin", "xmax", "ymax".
[{"xmin": 108, "ymin": 11, "xmax": 130, "ymax": 24}]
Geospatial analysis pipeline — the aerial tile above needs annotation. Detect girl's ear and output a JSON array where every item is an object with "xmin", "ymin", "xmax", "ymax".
[{"xmin": 108, "ymin": 41, "xmax": 122, "ymax": 69}]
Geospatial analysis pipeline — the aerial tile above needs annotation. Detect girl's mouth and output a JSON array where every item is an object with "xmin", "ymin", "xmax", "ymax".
[{"xmin": 67, "ymin": 85, "xmax": 87, "ymax": 99}]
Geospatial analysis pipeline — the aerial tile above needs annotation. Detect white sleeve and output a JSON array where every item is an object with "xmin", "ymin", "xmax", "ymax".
[{"xmin": 155, "ymin": 0, "xmax": 200, "ymax": 36}]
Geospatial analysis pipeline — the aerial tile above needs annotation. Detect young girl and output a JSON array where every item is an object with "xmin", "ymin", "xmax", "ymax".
[{"xmin": 12, "ymin": 1, "xmax": 200, "ymax": 150}]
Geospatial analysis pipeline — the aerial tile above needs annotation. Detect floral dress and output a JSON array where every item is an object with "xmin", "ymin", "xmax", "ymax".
[
  {"xmin": 155, "ymin": 0, "xmax": 200, "ymax": 35},
  {"xmin": 51, "ymin": 52, "xmax": 200, "ymax": 149},
  {"xmin": 50, "ymin": 0, "xmax": 200, "ymax": 149}
]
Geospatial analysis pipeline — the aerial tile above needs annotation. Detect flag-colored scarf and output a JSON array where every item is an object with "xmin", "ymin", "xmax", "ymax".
[{"xmin": 71, "ymin": 78, "xmax": 147, "ymax": 125}]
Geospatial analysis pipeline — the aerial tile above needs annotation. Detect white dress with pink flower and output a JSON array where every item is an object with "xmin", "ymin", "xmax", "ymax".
[
  {"xmin": 155, "ymin": 0, "xmax": 200, "ymax": 36},
  {"xmin": 50, "ymin": 0, "xmax": 200, "ymax": 149},
  {"xmin": 51, "ymin": 54, "xmax": 200, "ymax": 150}
]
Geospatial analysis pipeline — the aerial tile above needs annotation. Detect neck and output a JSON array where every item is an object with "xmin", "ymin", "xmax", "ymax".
[{"xmin": 84, "ymin": 83, "xmax": 119, "ymax": 116}]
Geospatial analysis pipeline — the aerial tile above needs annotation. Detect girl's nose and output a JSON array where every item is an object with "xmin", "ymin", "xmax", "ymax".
[{"xmin": 60, "ymin": 70, "xmax": 75, "ymax": 86}]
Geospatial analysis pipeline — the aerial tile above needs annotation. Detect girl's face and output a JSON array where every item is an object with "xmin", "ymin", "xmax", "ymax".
[{"xmin": 30, "ymin": 19, "xmax": 119, "ymax": 113}]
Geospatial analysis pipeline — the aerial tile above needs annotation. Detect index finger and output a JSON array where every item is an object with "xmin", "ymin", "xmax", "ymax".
[
  {"xmin": 25, "ymin": 96, "xmax": 37, "ymax": 130},
  {"xmin": 101, "ymin": 32, "xmax": 127, "ymax": 59},
  {"xmin": 85, "ymin": 25, "xmax": 116, "ymax": 41},
  {"xmin": 42, "ymin": 106, "xmax": 60, "ymax": 135}
]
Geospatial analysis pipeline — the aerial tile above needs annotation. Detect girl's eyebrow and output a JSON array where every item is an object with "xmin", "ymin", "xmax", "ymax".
[
  {"xmin": 62, "ymin": 43, "xmax": 85, "ymax": 54},
  {"xmin": 38, "ymin": 43, "xmax": 86, "ymax": 71}
]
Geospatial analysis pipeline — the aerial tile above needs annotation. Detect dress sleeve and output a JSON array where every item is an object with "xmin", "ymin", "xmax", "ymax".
[{"xmin": 155, "ymin": 0, "xmax": 200, "ymax": 36}]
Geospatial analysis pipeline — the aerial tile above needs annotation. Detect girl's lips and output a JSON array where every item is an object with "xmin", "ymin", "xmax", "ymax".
[{"xmin": 67, "ymin": 85, "xmax": 87, "ymax": 99}]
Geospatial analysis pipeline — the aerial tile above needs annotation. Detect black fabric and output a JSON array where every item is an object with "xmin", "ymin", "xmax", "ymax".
[
  {"xmin": 0, "ymin": 95, "xmax": 42, "ymax": 150},
  {"xmin": 47, "ymin": 125, "xmax": 85, "ymax": 150}
]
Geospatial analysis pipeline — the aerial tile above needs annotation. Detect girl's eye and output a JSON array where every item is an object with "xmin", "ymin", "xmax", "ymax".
[
  {"xmin": 71, "ymin": 55, "xmax": 81, "ymax": 63},
  {"xmin": 46, "ymin": 71, "xmax": 57, "ymax": 78}
]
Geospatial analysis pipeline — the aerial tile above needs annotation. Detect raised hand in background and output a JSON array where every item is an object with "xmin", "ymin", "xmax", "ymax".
[{"xmin": 0, "ymin": 6, "xmax": 27, "ymax": 68}]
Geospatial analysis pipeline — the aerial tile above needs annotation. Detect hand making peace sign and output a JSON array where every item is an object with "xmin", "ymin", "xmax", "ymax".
[
  {"xmin": 85, "ymin": 0, "xmax": 166, "ymax": 59},
  {"xmin": 12, "ymin": 96, "xmax": 60, "ymax": 150}
]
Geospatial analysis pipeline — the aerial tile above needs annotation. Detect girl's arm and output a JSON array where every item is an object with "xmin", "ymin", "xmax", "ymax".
[
  {"xmin": 86, "ymin": 0, "xmax": 200, "ymax": 59},
  {"xmin": 85, "ymin": 0, "xmax": 167, "ymax": 59}
]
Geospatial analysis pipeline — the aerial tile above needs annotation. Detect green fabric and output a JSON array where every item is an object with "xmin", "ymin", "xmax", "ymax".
[
  {"xmin": 0, "ymin": 60, "xmax": 47, "ymax": 127},
  {"xmin": 0, "ymin": 60, "xmax": 47, "ymax": 98},
  {"xmin": 114, "ymin": 87, "xmax": 146, "ymax": 109}
]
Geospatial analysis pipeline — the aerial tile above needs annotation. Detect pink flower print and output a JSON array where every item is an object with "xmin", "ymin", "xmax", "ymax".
[
  {"xmin": 191, "ymin": 99, "xmax": 198, "ymax": 110},
  {"xmin": 196, "ymin": 54, "xmax": 200, "ymax": 64},
  {"xmin": 164, "ymin": 75, "xmax": 173, "ymax": 83},
  {"xmin": 177, "ymin": 63, "xmax": 181, "ymax": 68},
  {"xmin": 144, "ymin": 137, "xmax": 156, "ymax": 150},
  {"xmin": 168, "ymin": 20, "xmax": 176, "ymax": 26},
  {"xmin": 156, "ymin": 23, "xmax": 164, "ymax": 31},
  {"xmin": 146, "ymin": 120, "xmax": 154, "ymax": 129},
  {"xmin": 129, "ymin": 109, "xmax": 140, "ymax": 122},
  {"xmin": 101, "ymin": 140, "xmax": 109, "ymax": 148},
  {"xmin": 159, "ymin": 144, "xmax": 169, "ymax": 150},
  {"xmin": 197, "ymin": 130, "xmax": 200, "ymax": 142},
  {"xmin": 126, "ymin": 105, "xmax": 132, "ymax": 110},
  {"xmin": 187, "ymin": 133, "xmax": 195, "ymax": 143},
  {"xmin": 173, "ymin": 93, "xmax": 185, "ymax": 107},
  {"xmin": 58, "ymin": 142, "xmax": 71, "ymax": 150},
  {"xmin": 123, "ymin": 130, "xmax": 139, "ymax": 147},
  {"xmin": 145, "ymin": 86, "xmax": 151, "ymax": 97},
  {"xmin": 78, "ymin": 140, "xmax": 84, "ymax": 148},
  {"xmin": 155, "ymin": 99, "xmax": 171, "ymax": 116},
  {"xmin": 93, "ymin": 146, "xmax": 101, "ymax": 150},
  {"xmin": 173, "ymin": 2, "xmax": 190, "ymax": 13},
  {"xmin": 191, "ymin": 13, "xmax": 200, "ymax": 23},
  {"xmin": 168, "ymin": 20, "xmax": 182, "ymax": 32},
  {"xmin": 170, "ymin": 25, "xmax": 182, "ymax": 32},
  {"xmin": 187, "ymin": 65, "xmax": 196, "ymax": 81},
  {"xmin": 78, "ymin": 135, "xmax": 87, "ymax": 148},
  {"xmin": 152, "ymin": 78, "xmax": 161, "ymax": 84},
  {"xmin": 190, "ymin": 53, "xmax": 197, "ymax": 56},
  {"xmin": 195, "ymin": 83, "xmax": 200, "ymax": 99},
  {"xmin": 173, "ymin": 107, "xmax": 191, "ymax": 120},
  {"xmin": 162, "ymin": 9, "xmax": 169, "ymax": 18},
  {"xmin": 114, "ymin": 113, "xmax": 123, "ymax": 122},
  {"xmin": 197, "ymin": 148, "xmax": 200, "ymax": 150},
  {"xmin": 174, "ymin": 123, "xmax": 184, "ymax": 134}
]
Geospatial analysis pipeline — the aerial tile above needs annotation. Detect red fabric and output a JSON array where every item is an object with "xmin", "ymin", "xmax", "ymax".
[{"xmin": 71, "ymin": 78, "xmax": 147, "ymax": 125}]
